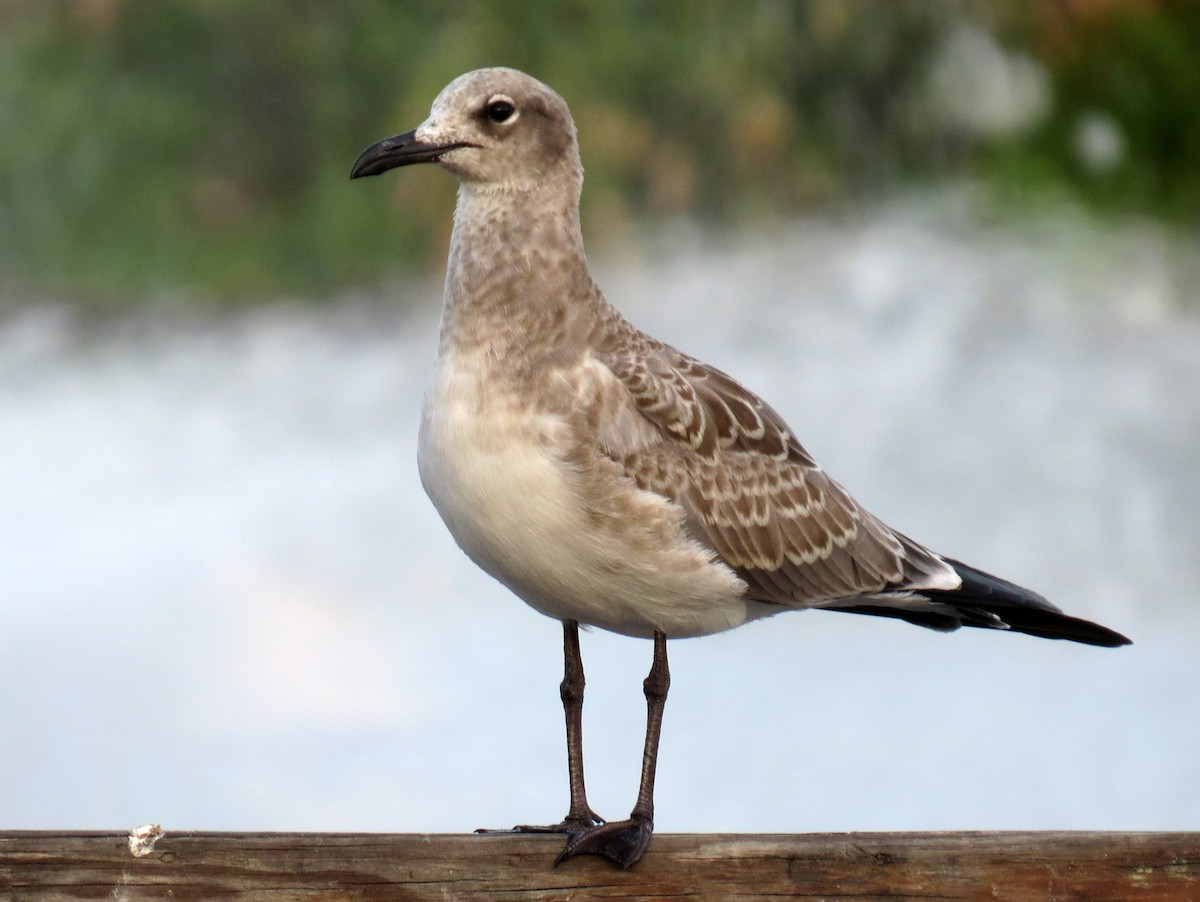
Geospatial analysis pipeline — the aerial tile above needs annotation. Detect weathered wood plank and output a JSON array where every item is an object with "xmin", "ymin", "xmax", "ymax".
[{"xmin": 1, "ymin": 831, "xmax": 1197, "ymax": 901}]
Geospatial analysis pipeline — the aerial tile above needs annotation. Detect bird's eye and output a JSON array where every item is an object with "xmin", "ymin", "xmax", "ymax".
[{"xmin": 485, "ymin": 98, "xmax": 516, "ymax": 123}]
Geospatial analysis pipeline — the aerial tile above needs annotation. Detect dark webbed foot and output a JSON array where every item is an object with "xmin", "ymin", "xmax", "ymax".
[
  {"xmin": 475, "ymin": 809, "xmax": 605, "ymax": 835},
  {"xmin": 555, "ymin": 816, "xmax": 653, "ymax": 869}
]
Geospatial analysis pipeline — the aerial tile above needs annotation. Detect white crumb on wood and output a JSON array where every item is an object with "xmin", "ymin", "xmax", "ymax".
[{"xmin": 127, "ymin": 824, "xmax": 164, "ymax": 857}]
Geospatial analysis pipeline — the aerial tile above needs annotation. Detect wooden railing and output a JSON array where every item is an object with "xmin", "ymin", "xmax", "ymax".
[{"xmin": 2, "ymin": 831, "xmax": 1198, "ymax": 899}]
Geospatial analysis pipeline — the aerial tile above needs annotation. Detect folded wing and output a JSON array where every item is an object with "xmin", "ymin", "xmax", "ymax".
[{"xmin": 590, "ymin": 324, "xmax": 1130, "ymax": 647}]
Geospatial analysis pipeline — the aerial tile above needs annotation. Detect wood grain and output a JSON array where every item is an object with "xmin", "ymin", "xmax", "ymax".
[{"xmin": 2, "ymin": 831, "xmax": 1198, "ymax": 900}]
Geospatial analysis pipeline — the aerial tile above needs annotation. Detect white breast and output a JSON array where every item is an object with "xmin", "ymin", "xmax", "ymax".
[{"xmin": 417, "ymin": 352, "xmax": 756, "ymax": 639}]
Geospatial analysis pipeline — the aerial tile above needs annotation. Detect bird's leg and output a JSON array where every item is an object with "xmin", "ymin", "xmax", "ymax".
[
  {"xmin": 477, "ymin": 620, "xmax": 604, "ymax": 834},
  {"xmin": 556, "ymin": 630, "xmax": 669, "ymax": 869},
  {"xmin": 557, "ymin": 619, "xmax": 606, "ymax": 829}
]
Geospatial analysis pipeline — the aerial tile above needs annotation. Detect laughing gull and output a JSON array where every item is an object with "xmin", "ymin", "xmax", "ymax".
[{"xmin": 351, "ymin": 67, "xmax": 1130, "ymax": 869}]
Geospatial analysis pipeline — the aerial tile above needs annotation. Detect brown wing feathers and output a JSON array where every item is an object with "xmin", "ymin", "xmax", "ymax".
[
  {"xmin": 598, "ymin": 338, "xmax": 946, "ymax": 606},
  {"xmin": 594, "ymin": 336, "xmax": 1131, "ymax": 646}
]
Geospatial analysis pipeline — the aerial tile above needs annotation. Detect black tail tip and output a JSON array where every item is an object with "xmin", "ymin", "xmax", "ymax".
[{"xmin": 1071, "ymin": 622, "xmax": 1132, "ymax": 648}]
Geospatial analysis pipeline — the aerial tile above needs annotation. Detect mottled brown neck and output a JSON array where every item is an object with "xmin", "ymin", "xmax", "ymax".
[{"xmin": 439, "ymin": 178, "xmax": 605, "ymax": 370}]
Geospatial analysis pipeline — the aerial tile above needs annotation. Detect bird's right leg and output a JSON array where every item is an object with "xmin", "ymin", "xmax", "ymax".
[{"xmin": 477, "ymin": 620, "xmax": 604, "ymax": 834}]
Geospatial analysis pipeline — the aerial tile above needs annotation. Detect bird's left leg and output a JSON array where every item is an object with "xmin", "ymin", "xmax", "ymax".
[
  {"xmin": 555, "ymin": 630, "xmax": 669, "ymax": 869},
  {"xmin": 477, "ymin": 620, "xmax": 604, "ymax": 834}
]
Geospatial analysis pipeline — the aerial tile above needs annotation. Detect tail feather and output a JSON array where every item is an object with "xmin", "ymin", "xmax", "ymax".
[{"xmin": 826, "ymin": 557, "xmax": 1131, "ymax": 648}]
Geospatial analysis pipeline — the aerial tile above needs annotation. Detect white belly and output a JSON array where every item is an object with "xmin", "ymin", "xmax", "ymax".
[{"xmin": 417, "ymin": 356, "xmax": 755, "ymax": 639}]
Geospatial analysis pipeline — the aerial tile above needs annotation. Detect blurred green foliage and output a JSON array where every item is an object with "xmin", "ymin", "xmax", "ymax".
[
  {"xmin": 1001, "ymin": 3, "xmax": 1200, "ymax": 220},
  {"xmin": 0, "ymin": 0, "xmax": 1196, "ymax": 308}
]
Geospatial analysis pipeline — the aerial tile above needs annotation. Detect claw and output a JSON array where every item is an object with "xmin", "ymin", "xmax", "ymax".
[{"xmin": 554, "ymin": 816, "xmax": 653, "ymax": 869}]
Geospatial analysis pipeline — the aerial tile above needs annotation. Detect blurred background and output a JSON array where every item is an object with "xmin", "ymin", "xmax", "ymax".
[{"xmin": 2, "ymin": 1, "xmax": 1198, "ymax": 834}]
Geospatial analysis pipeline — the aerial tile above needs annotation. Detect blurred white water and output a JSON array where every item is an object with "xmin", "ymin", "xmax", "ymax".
[{"xmin": 2, "ymin": 198, "xmax": 1198, "ymax": 833}]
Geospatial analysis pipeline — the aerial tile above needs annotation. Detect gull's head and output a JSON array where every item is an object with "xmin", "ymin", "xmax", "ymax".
[{"xmin": 350, "ymin": 68, "xmax": 580, "ymax": 190}]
